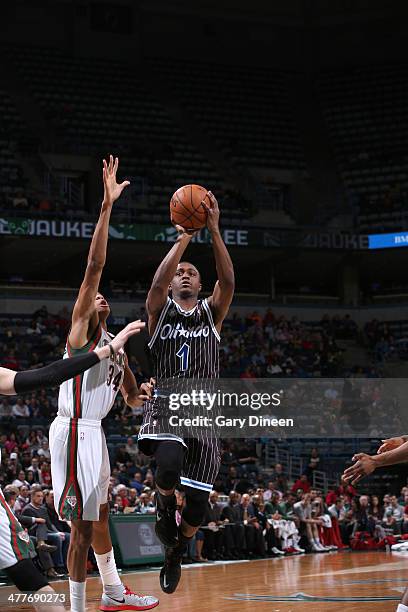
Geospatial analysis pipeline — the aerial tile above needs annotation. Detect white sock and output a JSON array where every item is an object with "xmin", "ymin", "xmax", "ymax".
[
  {"xmin": 397, "ymin": 604, "xmax": 408, "ymax": 611},
  {"xmin": 69, "ymin": 579, "xmax": 86, "ymax": 612},
  {"xmin": 94, "ymin": 548, "xmax": 123, "ymax": 599}
]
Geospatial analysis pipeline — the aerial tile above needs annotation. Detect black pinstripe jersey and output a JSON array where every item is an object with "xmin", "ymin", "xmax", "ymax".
[{"xmin": 148, "ymin": 297, "xmax": 220, "ymax": 384}]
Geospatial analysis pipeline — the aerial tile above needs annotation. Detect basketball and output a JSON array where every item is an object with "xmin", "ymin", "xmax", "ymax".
[{"xmin": 170, "ymin": 184, "xmax": 209, "ymax": 231}]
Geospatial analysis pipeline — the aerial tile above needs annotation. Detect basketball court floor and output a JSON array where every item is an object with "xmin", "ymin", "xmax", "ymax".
[{"xmin": 1, "ymin": 551, "xmax": 407, "ymax": 611}]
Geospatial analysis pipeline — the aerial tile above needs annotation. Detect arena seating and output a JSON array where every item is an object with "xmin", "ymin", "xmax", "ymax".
[
  {"xmin": 147, "ymin": 57, "xmax": 306, "ymax": 173},
  {"xmin": 0, "ymin": 89, "xmax": 27, "ymax": 207},
  {"xmin": 8, "ymin": 46, "xmax": 231, "ymax": 219},
  {"xmin": 319, "ymin": 64, "xmax": 408, "ymax": 230}
]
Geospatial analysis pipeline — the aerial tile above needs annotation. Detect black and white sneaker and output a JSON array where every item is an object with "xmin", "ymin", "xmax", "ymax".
[
  {"xmin": 159, "ymin": 542, "xmax": 186, "ymax": 594},
  {"xmin": 155, "ymin": 501, "xmax": 179, "ymax": 548}
]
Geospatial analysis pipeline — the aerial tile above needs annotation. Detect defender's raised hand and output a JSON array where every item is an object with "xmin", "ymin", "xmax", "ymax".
[
  {"xmin": 109, "ymin": 320, "xmax": 145, "ymax": 354},
  {"xmin": 103, "ymin": 155, "xmax": 130, "ymax": 205}
]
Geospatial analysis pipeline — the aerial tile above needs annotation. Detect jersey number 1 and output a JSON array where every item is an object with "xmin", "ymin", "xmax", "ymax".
[{"xmin": 176, "ymin": 342, "xmax": 190, "ymax": 371}]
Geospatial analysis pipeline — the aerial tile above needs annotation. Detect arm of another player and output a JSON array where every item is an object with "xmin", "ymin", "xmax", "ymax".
[
  {"xmin": 70, "ymin": 155, "xmax": 130, "ymax": 348},
  {"xmin": 0, "ymin": 321, "xmax": 144, "ymax": 395},
  {"xmin": 146, "ymin": 226, "xmax": 195, "ymax": 329},
  {"xmin": 343, "ymin": 440, "xmax": 408, "ymax": 485},
  {"xmin": 203, "ymin": 191, "xmax": 235, "ymax": 330},
  {"xmin": 120, "ymin": 360, "xmax": 155, "ymax": 408}
]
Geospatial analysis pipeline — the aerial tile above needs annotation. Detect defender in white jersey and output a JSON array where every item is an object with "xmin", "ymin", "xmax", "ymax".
[
  {"xmin": 49, "ymin": 156, "xmax": 158, "ymax": 612},
  {"xmin": 51, "ymin": 326, "xmax": 127, "ymax": 521},
  {"xmin": 0, "ymin": 325, "xmax": 143, "ymax": 612}
]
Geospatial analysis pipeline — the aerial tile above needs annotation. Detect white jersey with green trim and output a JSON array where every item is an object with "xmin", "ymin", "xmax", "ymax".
[{"xmin": 57, "ymin": 324, "xmax": 126, "ymax": 420}]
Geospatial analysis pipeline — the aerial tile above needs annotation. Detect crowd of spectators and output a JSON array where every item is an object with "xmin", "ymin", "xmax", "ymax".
[
  {"xmin": 0, "ymin": 305, "xmax": 405, "ymax": 574},
  {"xmin": 3, "ymin": 423, "xmax": 408, "ymax": 571}
]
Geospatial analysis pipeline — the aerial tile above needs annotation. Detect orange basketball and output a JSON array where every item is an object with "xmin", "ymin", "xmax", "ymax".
[{"xmin": 170, "ymin": 184, "xmax": 209, "ymax": 231}]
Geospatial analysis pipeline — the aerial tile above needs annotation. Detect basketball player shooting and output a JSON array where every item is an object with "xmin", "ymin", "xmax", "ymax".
[
  {"xmin": 138, "ymin": 191, "xmax": 235, "ymax": 594},
  {"xmin": 343, "ymin": 436, "xmax": 408, "ymax": 612},
  {"xmin": 49, "ymin": 156, "xmax": 158, "ymax": 612},
  {"xmin": 0, "ymin": 320, "xmax": 142, "ymax": 612}
]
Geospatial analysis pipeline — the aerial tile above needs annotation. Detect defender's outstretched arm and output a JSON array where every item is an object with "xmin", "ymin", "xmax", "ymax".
[{"xmin": 70, "ymin": 155, "xmax": 129, "ymax": 348}]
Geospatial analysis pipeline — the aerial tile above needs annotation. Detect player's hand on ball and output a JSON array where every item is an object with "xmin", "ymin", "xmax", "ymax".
[
  {"xmin": 342, "ymin": 453, "xmax": 376, "ymax": 485},
  {"xmin": 103, "ymin": 154, "xmax": 130, "ymax": 205},
  {"xmin": 202, "ymin": 191, "xmax": 220, "ymax": 232},
  {"xmin": 173, "ymin": 223, "xmax": 198, "ymax": 239},
  {"xmin": 110, "ymin": 320, "xmax": 145, "ymax": 353},
  {"xmin": 377, "ymin": 437, "xmax": 405, "ymax": 454}
]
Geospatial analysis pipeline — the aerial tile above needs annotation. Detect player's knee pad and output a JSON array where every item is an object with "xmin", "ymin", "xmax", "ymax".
[
  {"xmin": 5, "ymin": 558, "xmax": 48, "ymax": 592},
  {"xmin": 182, "ymin": 487, "xmax": 210, "ymax": 527},
  {"xmin": 156, "ymin": 469, "xmax": 178, "ymax": 491},
  {"xmin": 155, "ymin": 441, "xmax": 185, "ymax": 490}
]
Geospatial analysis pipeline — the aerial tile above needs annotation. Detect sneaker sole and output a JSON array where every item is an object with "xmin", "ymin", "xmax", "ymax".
[{"xmin": 100, "ymin": 602, "xmax": 159, "ymax": 611}]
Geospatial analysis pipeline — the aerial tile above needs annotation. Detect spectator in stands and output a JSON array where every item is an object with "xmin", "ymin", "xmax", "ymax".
[
  {"xmin": 4, "ymin": 433, "xmax": 18, "ymax": 455},
  {"xmin": 44, "ymin": 491, "xmax": 71, "ymax": 537},
  {"xmin": 221, "ymin": 491, "xmax": 245, "ymax": 559},
  {"xmin": 353, "ymin": 495, "xmax": 376, "ymax": 536},
  {"xmin": 37, "ymin": 439, "xmax": 51, "ymax": 460},
  {"xmin": 240, "ymin": 493, "xmax": 265, "ymax": 557},
  {"xmin": 12, "ymin": 397, "xmax": 30, "ymax": 418},
  {"xmin": 12, "ymin": 469, "xmax": 29, "ymax": 488},
  {"xmin": 306, "ymin": 448, "xmax": 320, "ymax": 480},
  {"xmin": 114, "ymin": 484, "xmax": 130, "ymax": 509},
  {"xmin": 130, "ymin": 471, "xmax": 144, "ymax": 494},
  {"xmin": 382, "ymin": 509, "xmax": 401, "ymax": 536},
  {"xmin": 202, "ymin": 491, "xmax": 225, "ymax": 560},
  {"xmin": 336, "ymin": 478, "xmax": 357, "ymax": 503},
  {"xmin": 291, "ymin": 474, "xmax": 310, "ymax": 494},
  {"xmin": 369, "ymin": 495, "xmax": 383, "ymax": 522},
  {"xmin": 137, "ymin": 492, "xmax": 155, "ymax": 514},
  {"xmin": 21, "ymin": 487, "xmax": 69, "ymax": 573},
  {"xmin": 263, "ymin": 481, "xmax": 279, "ymax": 502},
  {"xmin": 27, "ymin": 456, "xmax": 42, "ymax": 484},
  {"xmin": 124, "ymin": 437, "xmax": 139, "ymax": 462},
  {"xmin": 41, "ymin": 460, "xmax": 52, "ymax": 487},
  {"xmin": 7, "ymin": 452, "xmax": 22, "ymax": 481},
  {"xmin": 385, "ymin": 495, "xmax": 404, "ymax": 523},
  {"xmin": 13, "ymin": 483, "xmax": 30, "ymax": 514},
  {"xmin": 252, "ymin": 496, "xmax": 286, "ymax": 556},
  {"xmin": 127, "ymin": 488, "xmax": 138, "ymax": 508},
  {"xmin": 225, "ymin": 465, "xmax": 241, "ymax": 492},
  {"xmin": 271, "ymin": 463, "xmax": 288, "ymax": 493},
  {"xmin": 293, "ymin": 492, "xmax": 326, "ymax": 552}
]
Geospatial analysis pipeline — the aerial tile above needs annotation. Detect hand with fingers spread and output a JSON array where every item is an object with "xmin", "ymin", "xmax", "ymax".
[
  {"xmin": 377, "ymin": 436, "xmax": 406, "ymax": 454},
  {"xmin": 103, "ymin": 154, "xmax": 130, "ymax": 206},
  {"xmin": 110, "ymin": 320, "xmax": 145, "ymax": 353},
  {"xmin": 94, "ymin": 320, "xmax": 145, "ymax": 362},
  {"xmin": 342, "ymin": 453, "xmax": 377, "ymax": 485},
  {"xmin": 202, "ymin": 191, "xmax": 220, "ymax": 233}
]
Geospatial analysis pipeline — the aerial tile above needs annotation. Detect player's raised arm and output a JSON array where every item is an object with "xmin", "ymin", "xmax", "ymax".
[
  {"xmin": 203, "ymin": 191, "xmax": 235, "ymax": 330},
  {"xmin": 146, "ymin": 226, "xmax": 194, "ymax": 327},
  {"xmin": 0, "ymin": 320, "xmax": 144, "ymax": 395},
  {"xmin": 70, "ymin": 155, "xmax": 129, "ymax": 348}
]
